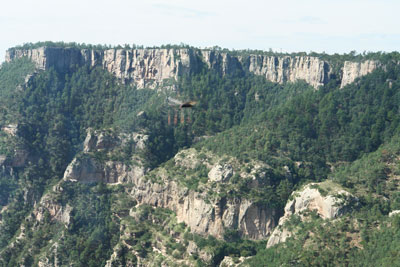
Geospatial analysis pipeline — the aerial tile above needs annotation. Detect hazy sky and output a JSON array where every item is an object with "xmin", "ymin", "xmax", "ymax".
[{"xmin": 1, "ymin": 0, "xmax": 399, "ymax": 62}]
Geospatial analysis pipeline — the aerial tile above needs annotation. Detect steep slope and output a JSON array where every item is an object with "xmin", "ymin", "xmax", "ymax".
[
  {"xmin": 243, "ymin": 136, "xmax": 400, "ymax": 266},
  {"xmin": 1, "ymin": 44, "xmax": 400, "ymax": 266},
  {"xmin": 6, "ymin": 44, "xmax": 381, "ymax": 90}
]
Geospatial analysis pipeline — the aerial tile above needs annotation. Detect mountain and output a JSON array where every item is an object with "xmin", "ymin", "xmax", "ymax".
[
  {"xmin": 6, "ymin": 45, "xmax": 379, "ymax": 89},
  {"xmin": 0, "ymin": 42, "xmax": 399, "ymax": 266}
]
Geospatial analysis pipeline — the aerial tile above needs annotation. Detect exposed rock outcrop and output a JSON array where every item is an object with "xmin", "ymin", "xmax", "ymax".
[
  {"xmin": 220, "ymin": 256, "xmax": 247, "ymax": 267},
  {"xmin": 63, "ymin": 156, "xmax": 105, "ymax": 183},
  {"xmin": 34, "ymin": 185, "xmax": 72, "ymax": 226},
  {"xmin": 63, "ymin": 129, "xmax": 149, "ymax": 184},
  {"xmin": 245, "ymin": 55, "xmax": 330, "ymax": 88},
  {"xmin": 267, "ymin": 181, "xmax": 356, "ymax": 248},
  {"xmin": 129, "ymin": 148, "xmax": 277, "ymax": 240},
  {"xmin": 208, "ymin": 163, "xmax": 233, "ymax": 182},
  {"xmin": 1, "ymin": 124, "xmax": 18, "ymax": 136},
  {"xmin": 131, "ymin": 180, "xmax": 276, "ymax": 239},
  {"xmin": 389, "ymin": 210, "xmax": 400, "ymax": 217},
  {"xmin": 340, "ymin": 60, "xmax": 379, "ymax": 88},
  {"xmin": 6, "ymin": 46, "xmax": 380, "ymax": 90},
  {"xmin": 6, "ymin": 47, "xmax": 201, "ymax": 89}
]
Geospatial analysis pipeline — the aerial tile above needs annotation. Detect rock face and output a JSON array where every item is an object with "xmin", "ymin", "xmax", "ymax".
[
  {"xmin": 6, "ymin": 47, "xmax": 201, "ymax": 89},
  {"xmin": 267, "ymin": 182, "xmax": 355, "ymax": 248},
  {"xmin": 131, "ymin": 180, "xmax": 276, "ymax": 239},
  {"xmin": 129, "ymin": 149, "xmax": 277, "ymax": 240},
  {"xmin": 245, "ymin": 55, "xmax": 329, "ymax": 88},
  {"xmin": 63, "ymin": 156, "xmax": 105, "ymax": 183},
  {"xmin": 389, "ymin": 210, "xmax": 400, "ymax": 217},
  {"xmin": 340, "ymin": 60, "xmax": 379, "ymax": 88},
  {"xmin": 208, "ymin": 163, "xmax": 233, "ymax": 182},
  {"xmin": 6, "ymin": 47, "xmax": 380, "ymax": 89},
  {"xmin": 63, "ymin": 129, "xmax": 149, "ymax": 184}
]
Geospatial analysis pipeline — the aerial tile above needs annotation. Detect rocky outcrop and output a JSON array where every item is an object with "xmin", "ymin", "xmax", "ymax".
[
  {"xmin": 63, "ymin": 156, "xmax": 105, "ymax": 183},
  {"xmin": 6, "ymin": 47, "xmax": 201, "ymax": 89},
  {"xmin": 208, "ymin": 163, "xmax": 233, "ymax": 182},
  {"xmin": 63, "ymin": 129, "xmax": 149, "ymax": 184},
  {"xmin": 63, "ymin": 140, "xmax": 278, "ymax": 239},
  {"xmin": 220, "ymin": 256, "xmax": 247, "ymax": 267},
  {"xmin": 389, "ymin": 210, "xmax": 400, "ymax": 217},
  {"xmin": 131, "ymin": 180, "xmax": 276, "ymax": 239},
  {"xmin": 130, "ymin": 149, "xmax": 277, "ymax": 240},
  {"xmin": 83, "ymin": 129, "xmax": 148, "ymax": 152},
  {"xmin": 201, "ymin": 51, "xmax": 243, "ymax": 76},
  {"xmin": 340, "ymin": 60, "xmax": 379, "ymax": 88},
  {"xmin": 267, "ymin": 182, "xmax": 356, "ymax": 248},
  {"xmin": 32, "ymin": 183, "xmax": 72, "ymax": 226},
  {"xmin": 6, "ymin": 46, "xmax": 380, "ymax": 90},
  {"xmin": 245, "ymin": 55, "xmax": 330, "ymax": 88},
  {"xmin": 1, "ymin": 124, "xmax": 18, "ymax": 136}
]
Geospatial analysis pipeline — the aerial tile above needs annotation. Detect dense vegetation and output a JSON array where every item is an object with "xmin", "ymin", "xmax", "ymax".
[{"xmin": 0, "ymin": 47, "xmax": 400, "ymax": 266}]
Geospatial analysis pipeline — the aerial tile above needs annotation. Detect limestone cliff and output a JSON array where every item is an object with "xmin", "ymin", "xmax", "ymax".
[
  {"xmin": 6, "ymin": 46, "xmax": 380, "ymax": 89},
  {"xmin": 128, "ymin": 148, "xmax": 277, "ymax": 240},
  {"xmin": 267, "ymin": 181, "xmax": 357, "ymax": 248},
  {"xmin": 340, "ymin": 60, "xmax": 379, "ymax": 88},
  {"xmin": 62, "ymin": 132, "xmax": 278, "ymax": 240},
  {"xmin": 63, "ymin": 129, "xmax": 149, "ymax": 184},
  {"xmin": 6, "ymin": 47, "xmax": 201, "ymax": 89},
  {"xmin": 244, "ymin": 55, "xmax": 329, "ymax": 88}
]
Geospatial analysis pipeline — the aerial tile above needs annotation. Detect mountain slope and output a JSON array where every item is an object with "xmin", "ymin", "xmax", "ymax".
[{"xmin": 0, "ymin": 44, "xmax": 400, "ymax": 266}]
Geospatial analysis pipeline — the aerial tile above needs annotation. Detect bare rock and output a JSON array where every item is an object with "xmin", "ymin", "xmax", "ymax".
[
  {"xmin": 7, "ymin": 47, "xmax": 380, "ymax": 90},
  {"xmin": 130, "ymin": 161, "xmax": 277, "ymax": 240},
  {"xmin": 63, "ymin": 156, "xmax": 104, "ymax": 183},
  {"xmin": 219, "ymin": 256, "xmax": 247, "ymax": 267},
  {"xmin": 341, "ymin": 60, "xmax": 379, "ymax": 88},
  {"xmin": 267, "ymin": 181, "xmax": 356, "ymax": 248},
  {"xmin": 208, "ymin": 163, "xmax": 233, "ymax": 182},
  {"xmin": 10, "ymin": 149, "xmax": 29, "ymax": 167},
  {"xmin": 389, "ymin": 210, "xmax": 400, "ymax": 217},
  {"xmin": 246, "ymin": 55, "xmax": 329, "ymax": 88},
  {"xmin": 33, "ymin": 184, "xmax": 72, "ymax": 226},
  {"xmin": 1, "ymin": 124, "xmax": 18, "ymax": 136}
]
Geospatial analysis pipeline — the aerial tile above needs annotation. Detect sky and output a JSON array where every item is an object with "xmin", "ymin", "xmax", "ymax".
[{"xmin": 1, "ymin": 0, "xmax": 399, "ymax": 62}]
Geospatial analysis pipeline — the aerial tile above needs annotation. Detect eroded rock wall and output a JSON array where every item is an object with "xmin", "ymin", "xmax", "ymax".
[
  {"xmin": 6, "ymin": 47, "xmax": 380, "ymax": 89},
  {"xmin": 267, "ymin": 182, "xmax": 356, "ymax": 248},
  {"xmin": 130, "ymin": 175, "xmax": 276, "ymax": 240},
  {"xmin": 341, "ymin": 60, "xmax": 379, "ymax": 88}
]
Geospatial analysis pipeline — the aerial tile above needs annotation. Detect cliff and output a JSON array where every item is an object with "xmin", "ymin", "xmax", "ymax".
[
  {"xmin": 267, "ymin": 181, "xmax": 357, "ymax": 248},
  {"xmin": 129, "ymin": 148, "xmax": 278, "ymax": 240},
  {"xmin": 340, "ymin": 60, "xmax": 379, "ymax": 88},
  {"xmin": 6, "ymin": 46, "xmax": 379, "ymax": 89},
  {"xmin": 6, "ymin": 47, "xmax": 201, "ymax": 89},
  {"xmin": 62, "ymin": 130, "xmax": 278, "ymax": 240},
  {"xmin": 63, "ymin": 129, "xmax": 149, "ymax": 184}
]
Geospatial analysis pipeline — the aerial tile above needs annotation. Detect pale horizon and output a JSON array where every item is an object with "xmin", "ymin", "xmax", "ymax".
[{"xmin": 1, "ymin": 0, "xmax": 399, "ymax": 63}]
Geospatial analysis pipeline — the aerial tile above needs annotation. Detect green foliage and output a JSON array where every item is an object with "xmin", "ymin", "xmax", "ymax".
[
  {"xmin": 0, "ymin": 57, "xmax": 35, "ymax": 123},
  {"xmin": 56, "ymin": 182, "xmax": 119, "ymax": 266},
  {"xmin": 2, "ymin": 45, "xmax": 400, "ymax": 266}
]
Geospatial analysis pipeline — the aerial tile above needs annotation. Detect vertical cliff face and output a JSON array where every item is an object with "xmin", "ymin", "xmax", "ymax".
[
  {"xmin": 6, "ymin": 47, "xmax": 380, "ymax": 89},
  {"xmin": 201, "ymin": 50, "xmax": 244, "ymax": 76},
  {"xmin": 100, "ymin": 48, "xmax": 201, "ymax": 88},
  {"xmin": 245, "ymin": 55, "xmax": 330, "ymax": 88},
  {"xmin": 267, "ymin": 181, "xmax": 357, "ymax": 248},
  {"xmin": 129, "ymin": 148, "xmax": 278, "ymax": 240},
  {"xmin": 6, "ymin": 47, "xmax": 202, "ymax": 89},
  {"xmin": 62, "ymin": 132, "xmax": 278, "ymax": 240},
  {"xmin": 340, "ymin": 60, "xmax": 379, "ymax": 88}
]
